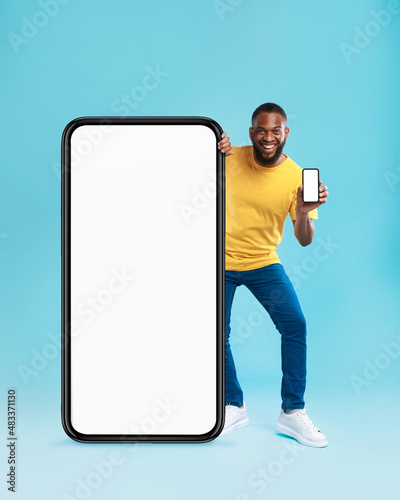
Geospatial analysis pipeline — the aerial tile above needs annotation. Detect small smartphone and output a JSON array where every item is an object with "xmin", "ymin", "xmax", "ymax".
[{"xmin": 302, "ymin": 168, "xmax": 319, "ymax": 203}]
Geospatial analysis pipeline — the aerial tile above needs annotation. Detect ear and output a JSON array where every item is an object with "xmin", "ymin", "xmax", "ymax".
[
  {"xmin": 284, "ymin": 126, "xmax": 290, "ymax": 141},
  {"xmin": 249, "ymin": 126, "xmax": 254, "ymax": 141}
]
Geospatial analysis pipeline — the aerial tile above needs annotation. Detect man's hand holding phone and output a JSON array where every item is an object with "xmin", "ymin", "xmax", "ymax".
[
  {"xmin": 218, "ymin": 132, "xmax": 235, "ymax": 156},
  {"xmin": 296, "ymin": 178, "xmax": 329, "ymax": 215}
]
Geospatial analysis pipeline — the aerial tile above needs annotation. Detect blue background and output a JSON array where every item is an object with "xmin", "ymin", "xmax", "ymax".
[{"xmin": 1, "ymin": 0, "xmax": 399, "ymax": 498}]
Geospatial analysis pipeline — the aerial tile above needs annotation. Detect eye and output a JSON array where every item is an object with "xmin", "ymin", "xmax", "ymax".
[{"xmin": 273, "ymin": 129, "xmax": 281, "ymax": 134}]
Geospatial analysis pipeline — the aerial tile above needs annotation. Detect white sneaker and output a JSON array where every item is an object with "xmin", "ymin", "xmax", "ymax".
[
  {"xmin": 275, "ymin": 408, "xmax": 328, "ymax": 448},
  {"xmin": 220, "ymin": 403, "xmax": 250, "ymax": 436}
]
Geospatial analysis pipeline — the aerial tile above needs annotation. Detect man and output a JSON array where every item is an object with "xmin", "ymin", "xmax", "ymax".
[{"xmin": 217, "ymin": 103, "xmax": 329, "ymax": 447}]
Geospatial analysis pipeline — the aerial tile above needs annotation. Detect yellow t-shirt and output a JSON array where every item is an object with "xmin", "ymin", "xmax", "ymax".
[{"xmin": 225, "ymin": 145, "xmax": 318, "ymax": 271}]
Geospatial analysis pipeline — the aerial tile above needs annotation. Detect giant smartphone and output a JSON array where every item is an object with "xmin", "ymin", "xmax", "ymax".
[
  {"xmin": 302, "ymin": 168, "xmax": 319, "ymax": 203},
  {"xmin": 61, "ymin": 117, "xmax": 225, "ymax": 443}
]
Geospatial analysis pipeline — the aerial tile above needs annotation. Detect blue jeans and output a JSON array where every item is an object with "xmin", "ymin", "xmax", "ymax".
[{"xmin": 225, "ymin": 263, "xmax": 307, "ymax": 410}]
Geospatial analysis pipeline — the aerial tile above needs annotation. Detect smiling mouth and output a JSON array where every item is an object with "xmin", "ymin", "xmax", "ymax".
[{"xmin": 261, "ymin": 143, "xmax": 277, "ymax": 152}]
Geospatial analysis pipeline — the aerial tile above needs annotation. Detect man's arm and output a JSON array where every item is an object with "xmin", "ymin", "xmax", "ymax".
[
  {"xmin": 292, "ymin": 180, "xmax": 329, "ymax": 246},
  {"xmin": 292, "ymin": 216, "xmax": 315, "ymax": 246}
]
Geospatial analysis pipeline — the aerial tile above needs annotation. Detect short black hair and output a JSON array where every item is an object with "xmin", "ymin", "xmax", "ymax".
[{"xmin": 252, "ymin": 103, "xmax": 287, "ymax": 126}]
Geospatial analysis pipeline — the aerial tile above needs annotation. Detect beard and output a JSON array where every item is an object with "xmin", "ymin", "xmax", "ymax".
[{"xmin": 252, "ymin": 138, "xmax": 286, "ymax": 166}]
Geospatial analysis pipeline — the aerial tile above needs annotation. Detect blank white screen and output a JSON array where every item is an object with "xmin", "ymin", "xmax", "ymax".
[
  {"xmin": 69, "ymin": 124, "xmax": 218, "ymax": 436},
  {"xmin": 303, "ymin": 169, "xmax": 319, "ymax": 202}
]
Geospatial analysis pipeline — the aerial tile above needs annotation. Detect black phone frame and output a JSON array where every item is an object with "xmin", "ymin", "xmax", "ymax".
[
  {"xmin": 302, "ymin": 168, "xmax": 320, "ymax": 203},
  {"xmin": 61, "ymin": 116, "xmax": 225, "ymax": 443}
]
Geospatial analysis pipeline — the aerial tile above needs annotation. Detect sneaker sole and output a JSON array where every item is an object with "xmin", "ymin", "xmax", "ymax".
[
  {"xmin": 275, "ymin": 421, "xmax": 328, "ymax": 448},
  {"xmin": 220, "ymin": 415, "xmax": 250, "ymax": 436}
]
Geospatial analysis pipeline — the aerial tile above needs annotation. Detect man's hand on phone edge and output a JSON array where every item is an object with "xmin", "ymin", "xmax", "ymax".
[
  {"xmin": 296, "ymin": 179, "xmax": 329, "ymax": 214},
  {"xmin": 218, "ymin": 132, "xmax": 235, "ymax": 156}
]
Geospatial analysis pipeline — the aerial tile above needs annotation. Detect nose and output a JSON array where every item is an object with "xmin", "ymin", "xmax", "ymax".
[{"xmin": 265, "ymin": 131, "xmax": 275, "ymax": 142}]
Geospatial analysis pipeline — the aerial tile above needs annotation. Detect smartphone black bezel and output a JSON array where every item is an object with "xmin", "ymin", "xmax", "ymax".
[
  {"xmin": 302, "ymin": 168, "xmax": 320, "ymax": 203},
  {"xmin": 61, "ymin": 116, "xmax": 225, "ymax": 443}
]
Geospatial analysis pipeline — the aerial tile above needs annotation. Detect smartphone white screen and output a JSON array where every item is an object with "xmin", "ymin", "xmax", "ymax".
[
  {"xmin": 63, "ymin": 120, "xmax": 223, "ymax": 440},
  {"xmin": 303, "ymin": 169, "xmax": 319, "ymax": 203}
]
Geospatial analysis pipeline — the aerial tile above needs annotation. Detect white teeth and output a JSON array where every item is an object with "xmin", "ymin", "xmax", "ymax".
[{"xmin": 263, "ymin": 144, "xmax": 275, "ymax": 149}]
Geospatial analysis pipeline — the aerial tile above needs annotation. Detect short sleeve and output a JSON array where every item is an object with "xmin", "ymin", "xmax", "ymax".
[
  {"xmin": 289, "ymin": 190, "xmax": 318, "ymax": 221},
  {"xmin": 225, "ymin": 145, "xmax": 239, "ymax": 166}
]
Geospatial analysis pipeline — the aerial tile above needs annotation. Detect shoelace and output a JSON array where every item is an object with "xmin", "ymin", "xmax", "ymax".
[{"xmin": 296, "ymin": 410, "xmax": 318, "ymax": 432}]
